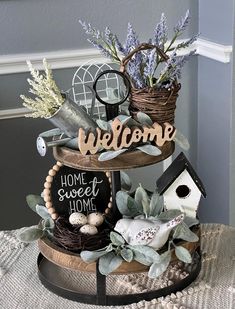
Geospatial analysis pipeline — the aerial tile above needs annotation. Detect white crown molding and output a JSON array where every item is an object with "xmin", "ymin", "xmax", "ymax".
[
  {"xmin": 0, "ymin": 38, "xmax": 232, "ymax": 120},
  {"xmin": 196, "ymin": 38, "xmax": 232, "ymax": 63},
  {"xmin": 0, "ymin": 38, "xmax": 232, "ymax": 76}
]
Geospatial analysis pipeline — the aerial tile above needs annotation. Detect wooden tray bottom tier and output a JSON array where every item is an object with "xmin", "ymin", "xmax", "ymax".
[
  {"xmin": 53, "ymin": 141, "xmax": 174, "ymax": 171},
  {"xmin": 38, "ymin": 227, "xmax": 200, "ymax": 274}
]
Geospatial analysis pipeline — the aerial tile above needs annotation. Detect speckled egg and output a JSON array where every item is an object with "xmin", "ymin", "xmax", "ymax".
[
  {"xmin": 80, "ymin": 224, "xmax": 98, "ymax": 235},
  {"xmin": 69, "ymin": 212, "xmax": 87, "ymax": 225},
  {"xmin": 87, "ymin": 212, "xmax": 104, "ymax": 227}
]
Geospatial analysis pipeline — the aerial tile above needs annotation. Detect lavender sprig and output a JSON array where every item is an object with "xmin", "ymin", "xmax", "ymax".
[
  {"xmin": 157, "ymin": 50, "xmax": 196, "ymax": 87},
  {"xmin": 154, "ymin": 13, "xmax": 168, "ymax": 49},
  {"xmin": 174, "ymin": 10, "xmax": 190, "ymax": 34},
  {"xmin": 87, "ymin": 39, "xmax": 113, "ymax": 59},
  {"xmin": 124, "ymin": 23, "xmax": 140, "ymax": 54},
  {"xmin": 144, "ymin": 49, "xmax": 156, "ymax": 87}
]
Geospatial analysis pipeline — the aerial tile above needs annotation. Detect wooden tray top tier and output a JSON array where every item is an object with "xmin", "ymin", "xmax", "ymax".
[
  {"xmin": 38, "ymin": 226, "xmax": 200, "ymax": 274},
  {"xmin": 53, "ymin": 141, "xmax": 174, "ymax": 171}
]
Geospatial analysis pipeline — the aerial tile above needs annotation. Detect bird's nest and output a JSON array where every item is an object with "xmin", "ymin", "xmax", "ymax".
[{"xmin": 53, "ymin": 216, "xmax": 112, "ymax": 253}]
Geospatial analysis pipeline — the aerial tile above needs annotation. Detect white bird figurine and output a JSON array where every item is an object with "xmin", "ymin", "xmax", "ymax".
[{"xmin": 114, "ymin": 214, "xmax": 184, "ymax": 250}]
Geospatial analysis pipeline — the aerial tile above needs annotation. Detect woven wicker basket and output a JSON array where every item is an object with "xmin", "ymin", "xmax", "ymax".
[{"xmin": 120, "ymin": 43, "xmax": 181, "ymax": 125}]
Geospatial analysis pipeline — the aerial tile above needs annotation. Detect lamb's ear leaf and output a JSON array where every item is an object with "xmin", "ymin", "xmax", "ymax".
[
  {"xmin": 175, "ymin": 246, "xmax": 192, "ymax": 263},
  {"xmin": 110, "ymin": 231, "xmax": 125, "ymax": 246},
  {"xmin": 135, "ymin": 185, "xmax": 150, "ymax": 217},
  {"xmin": 36, "ymin": 205, "xmax": 50, "ymax": 219},
  {"xmin": 137, "ymin": 145, "xmax": 162, "ymax": 156},
  {"xmin": 173, "ymin": 222, "xmax": 199, "ymax": 242},
  {"xmin": 148, "ymin": 250, "xmax": 171, "ymax": 278},
  {"xmin": 116, "ymin": 191, "xmax": 139, "ymax": 217},
  {"xmin": 120, "ymin": 171, "xmax": 132, "ymax": 191},
  {"xmin": 128, "ymin": 245, "xmax": 161, "ymax": 265},
  {"xmin": 149, "ymin": 191, "xmax": 164, "ymax": 216},
  {"xmin": 173, "ymin": 130, "xmax": 190, "ymax": 151},
  {"xmin": 80, "ymin": 250, "xmax": 108, "ymax": 263},
  {"xmin": 96, "ymin": 119, "xmax": 110, "ymax": 131},
  {"xmin": 26, "ymin": 194, "xmax": 44, "ymax": 212},
  {"xmin": 184, "ymin": 216, "xmax": 199, "ymax": 227},
  {"xmin": 158, "ymin": 209, "xmax": 182, "ymax": 221},
  {"xmin": 121, "ymin": 248, "xmax": 133, "ymax": 262},
  {"xmin": 17, "ymin": 226, "xmax": 44, "ymax": 243},
  {"xmin": 98, "ymin": 149, "xmax": 128, "ymax": 161},
  {"xmin": 99, "ymin": 252, "xmax": 123, "ymax": 275},
  {"xmin": 136, "ymin": 112, "xmax": 153, "ymax": 126}
]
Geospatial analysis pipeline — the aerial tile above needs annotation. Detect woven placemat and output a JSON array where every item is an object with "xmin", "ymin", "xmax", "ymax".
[{"xmin": 0, "ymin": 224, "xmax": 235, "ymax": 309}]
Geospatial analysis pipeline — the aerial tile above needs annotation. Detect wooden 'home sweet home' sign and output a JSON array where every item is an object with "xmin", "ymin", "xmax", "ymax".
[{"xmin": 78, "ymin": 118, "xmax": 176, "ymax": 155}]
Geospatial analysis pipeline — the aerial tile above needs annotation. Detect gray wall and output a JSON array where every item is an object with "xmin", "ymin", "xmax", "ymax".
[
  {"xmin": 197, "ymin": 0, "xmax": 235, "ymax": 224},
  {"xmin": 0, "ymin": 0, "xmax": 199, "ymax": 229}
]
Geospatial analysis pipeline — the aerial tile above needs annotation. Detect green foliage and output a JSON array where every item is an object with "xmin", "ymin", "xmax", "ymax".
[
  {"xmin": 99, "ymin": 252, "xmax": 123, "ymax": 275},
  {"xmin": 128, "ymin": 245, "xmax": 161, "ymax": 266},
  {"xmin": 175, "ymin": 246, "xmax": 192, "ymax": 263},
  {"xmin": 136, "ymin": 145, "xmax": 162, "ymax": 156},
  {"xmin": 26, "ymin": 194, "xmax": 44, "ymax": 212},
  {"xmin": 121, "ymin": 248, "xmax": 133, "ymax": 262},
  {"xmin": 136, "ymin": 112, "xmax": 153, "ymax": 126},
  {"xmin": 116, "ymin": 191, "xmax": 140, "ymax": 217},
  {"xmin": 120, "ymin": 171, "xmax": 132, "ymax": 192},
  {"xmin": 110, "ymin": 232, "xmax": 125, "ymax": 246},
  {"xmin": 17, "ymin": 226, "xmax": 44, "ymax": 243},
  {"xmin": 36, "ymin": 205, "xmax": 51, "ymax": 220},
  {"xmin": 98, "ymin": 148, "xmax": 128, "ymax": 161},
  {"xmin": 148, "ymin": 250, "xmax": 171, "ymax": 278},
  {"xmin": 173, "ymin": 222, "xmax": 199, "ymax": 242},
  {"xmin": 173, "ymin": 130, "xmax": 190, "ymax": 151}
]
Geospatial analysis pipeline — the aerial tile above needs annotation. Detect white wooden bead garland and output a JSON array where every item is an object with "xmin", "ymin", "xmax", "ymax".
[{"xmin": 43, "ymin": 162, "xmax": 113, "ymax": 220}]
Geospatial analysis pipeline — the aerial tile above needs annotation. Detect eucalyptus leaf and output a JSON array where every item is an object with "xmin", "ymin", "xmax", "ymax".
[
  {"xmin": 36, "ymin": 205, "xmax": 51, "ymax": 220},
  {"xmin": 39, "ymin": 128, "xmax": 62, "ymax": 137},
  {"xmin": 129, "ymin": 245, "xmax": 160, "ymax": 265},
  {"xmin": 173, "ymin": 222, "xmax": 199, "ymax": 242},
  {"xmin": 17, "ymin": 226, "xmax": 43, "ymax": 243},
  {"xmin": 184, "ymin": 216, "xmax": 199, "ymax": 228},
  {"xmin": 110, "ymin": 231, "xmax": 125, "ymax": 246},
  {"xmin": 148, "ymin": 250, "xmax": 171, "ymax": 278},
  {"xmin": 96, "ymin": 119, "xmax": 110, "ymax": 131},
  {"xmin": 175, "ymin": 246, "xmax": 192, "ymax": 263},
  {"xmin": 99, "ymin": 252, "xmax": 123, "ymax": 275},
  {"xmin": 158, "ymin": 209, "xmax": 182, "ymax": 221},
  {"xmin": 136, "ymin": 112, "xmax": 153, "ymax": 126},
  {"xmin": 98, "ymin": 148, "xmax": 128, "ymax": 161},
  {"xmin": 149, "ymin": 191, "xmax": 164, "ymax": 217},
  {"xmin": 121, "ymin": 248, "xmax": 133, "ymax": 262},
  {"xmin": 120, "ymin": 171, "xmax": 132, "ymax": 191},
  {"xmin": 173, "ymin": 130, "xmax": 190, "ymax": 151},
  {"xmin": 80, "ymin": 250, "xmax": 108, "ymax": 263},
  {"xmin": 26, "ymin": 195, "xmax": 45, "ymax": 212},
  {"xmin": 116, "ymin": 191, "xmax": 140, "ymax": 217},
  {"xmin": 137, "ymin": 145, "xmax": 162, "ymax": 156}
]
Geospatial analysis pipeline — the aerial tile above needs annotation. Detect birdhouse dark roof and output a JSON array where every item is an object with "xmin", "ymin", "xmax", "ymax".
[{"xmin": 156, "ymin": 152, "xmax": 206, "ymax": 197}]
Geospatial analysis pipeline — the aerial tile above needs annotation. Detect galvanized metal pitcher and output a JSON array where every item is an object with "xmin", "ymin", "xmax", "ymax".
[{"xmin": 48, "ymin": 95, "xmax": 97, "ymax": 138}]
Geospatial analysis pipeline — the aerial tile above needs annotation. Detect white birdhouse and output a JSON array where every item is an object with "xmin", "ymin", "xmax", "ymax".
[{"xmin": 156, "ymin": 152, "xmax": 206, "ymax": 218}]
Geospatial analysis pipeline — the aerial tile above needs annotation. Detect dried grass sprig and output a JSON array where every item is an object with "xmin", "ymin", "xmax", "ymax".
[{"xmin": 21, "ymin": 59, "xmax": 64, "ymax": 118}]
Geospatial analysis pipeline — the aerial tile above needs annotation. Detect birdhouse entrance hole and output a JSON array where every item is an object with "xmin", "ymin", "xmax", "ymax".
[{"xmin": 176, "ymin": 185, "xmax": 190, "ymax": 198}]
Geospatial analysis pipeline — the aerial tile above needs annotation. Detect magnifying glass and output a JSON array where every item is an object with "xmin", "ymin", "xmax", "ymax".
[{"xmin": 93, "ymin": 69, "xmax": 131, "ymax": 121}]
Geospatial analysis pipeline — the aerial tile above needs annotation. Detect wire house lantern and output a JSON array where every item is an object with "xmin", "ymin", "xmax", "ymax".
[{"xmin": 71, "ymin": 61, "xmax": 123, "ymax": 120}]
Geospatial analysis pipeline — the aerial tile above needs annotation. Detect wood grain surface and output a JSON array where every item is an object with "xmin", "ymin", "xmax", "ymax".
[{"xmin": 53, "ymin": 141, "xmax": 175, "ymax": 171}]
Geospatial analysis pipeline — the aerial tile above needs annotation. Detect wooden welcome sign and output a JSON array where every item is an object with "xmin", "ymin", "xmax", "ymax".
[
  {"xmin": 43, "ymin": 162, "xmax": 112, "ymax": 219},
  {"xmin": 78, "ymin": 118, "xmax": 176, "ymax": 155}
]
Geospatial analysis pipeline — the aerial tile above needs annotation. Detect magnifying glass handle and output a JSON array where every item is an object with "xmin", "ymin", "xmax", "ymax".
[{"xmin": 105, "ymin": 104, "xmax": 119, "ymax": 121}]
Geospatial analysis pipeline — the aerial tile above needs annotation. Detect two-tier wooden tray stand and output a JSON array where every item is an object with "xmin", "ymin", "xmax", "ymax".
[{"xmin": 37, "ymin": 142, "xmax": 201, "ymax": 306}]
